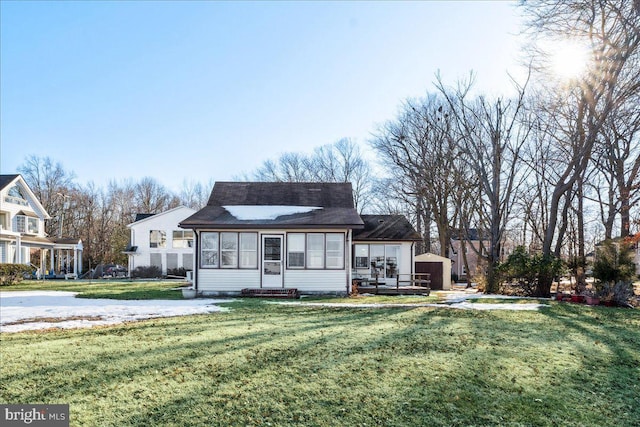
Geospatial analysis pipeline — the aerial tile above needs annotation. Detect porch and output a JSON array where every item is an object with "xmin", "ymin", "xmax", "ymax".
[{"xmin": 354, "ymin": 273, "xmax": 431, "ymax": 296}]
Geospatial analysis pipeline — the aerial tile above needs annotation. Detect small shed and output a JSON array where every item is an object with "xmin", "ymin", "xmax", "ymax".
[{"xmin": 415, "ymin": 253, "xmax": 451, "ymax": 290}]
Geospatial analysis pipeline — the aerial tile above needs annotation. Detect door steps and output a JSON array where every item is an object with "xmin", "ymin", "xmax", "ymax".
[{"xmin": 241, "ymin": 288, "xmax": 300, "ymax": 299}]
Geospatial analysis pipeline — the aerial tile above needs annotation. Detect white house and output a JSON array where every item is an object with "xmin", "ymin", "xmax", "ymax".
[
  {"xmin": 0, "ymin": 174, "xmax": 83, "ymax": 277},
  {"xmin": 179, "ymin": 182, "xmax": 426, "ymax": 296},
  {"xmin": 180, "ymin": 182, "xmax": 365, "ymax": 295},
  {"xmin": 125, "ymin": 206, "xmax": 197, "ymax": 276}
]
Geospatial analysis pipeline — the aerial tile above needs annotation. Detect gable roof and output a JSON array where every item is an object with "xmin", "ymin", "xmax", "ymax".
[
  {"xmin": 207, "ymin": 182, "xmax": 356, "ymax": 207},
  {"xmin": 353, "ymin": 215, "xmax": 422, "ymax": 241},
  {"xmin": 0, "ymin": 174, "xmax": 20, "ymax": 191},
  {"xmin": 180, "ymin": 182, "xmax": 363, "ymax": 230},
  {"xmin": 0, "ymin": 174, "xmax": 50, "ymax": 219},
  {"xmin": 134, "ymin": 213, "xmax": 156, "ymax": 223},
  {"xmin": 128, "ymin": 206, "xmax": 196, "ymax": 228}
]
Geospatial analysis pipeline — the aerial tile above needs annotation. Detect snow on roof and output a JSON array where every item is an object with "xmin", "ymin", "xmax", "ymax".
[{"xmin": 222, "ymin": 205, "xmax": 322, "ymax": 220}]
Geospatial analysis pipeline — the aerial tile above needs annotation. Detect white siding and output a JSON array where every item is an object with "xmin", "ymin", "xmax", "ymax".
[
  {"xmin": 198, "ymin": 269, "xmax": 261, "ymax": 292},
  {"xmin": 128, "ymin": 206, "xmax": 196, "ymax": 274},
  {"xmin": 284, "ymin": 269, "xmax": 347, "ymax": 293}
]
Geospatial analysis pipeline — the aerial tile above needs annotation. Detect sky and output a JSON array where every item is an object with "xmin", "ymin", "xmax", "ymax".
[{"xmin": 1, "ymin": 1, "xmax": 528, "ymax": 193}]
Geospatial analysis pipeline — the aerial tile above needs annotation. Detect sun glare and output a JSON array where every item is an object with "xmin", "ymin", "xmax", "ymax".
[{"xmin": 549, "ymin": 40, "xmax": 591, "ymax": 80}]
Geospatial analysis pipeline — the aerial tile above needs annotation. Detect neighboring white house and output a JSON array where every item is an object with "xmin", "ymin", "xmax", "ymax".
[
  {"xmin": 0, "ymin": 174, "xmax": 83, "ymax": 277},
  {"xmin": 125, "ymin": 206, "xmax": 197, "ymax": 276}
]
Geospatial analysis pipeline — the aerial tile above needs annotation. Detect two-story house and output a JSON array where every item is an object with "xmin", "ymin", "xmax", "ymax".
[
  {"xmin": 0, "ymin": 174, "xmax": 83, "ymax": 277},
  {"xmin": 125, "ymin": 206, "xmax": 197, "ymax": 276}
]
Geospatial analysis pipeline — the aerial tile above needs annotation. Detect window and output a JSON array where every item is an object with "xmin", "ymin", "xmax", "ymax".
[
  {"xmin": 27, "ymin": 217, "xmax": 38, "ymax": 234},
  {"xmin": 150, "ymin": 253, "xmax": 162, "ymax": 269},
  {"xmin": 5, "ymin": 185, "xmax": 28, "ymax": 206},
  {"xmin": 0, "ymin": 213, "xmax": 7, "ymax": 230},
  {"xmin": 200, "ymin": 232, "xmax": 258, "ymax": 269},
  {"xmin": 287, "ymin": 233, "xmax": 305, "ymax": 268},
  {"xmin": 239, "ymin": 233, "xmax": 257, "ymax": 268},
  {"xmin": 385, "ymin": 245, "xmax": 401, "ymax": 278},
  {"xmin": 167, "ymin": 253, "xmax": 178, "ymax": 270},
  {"xmin": 201, "ymin": 232, "xmax": 219, "ymax": 268},
  {"xmin": 183, "ymin": 253, "xmax": 194, "ymax": 270},
  {"xmin": 150, "ymin": 230, "xmax": 166, "ymax": 248},
  {"xmin": 326, "ymin": 233, "xmax": 344, "ymax": 269},
  {"xmin": 354, "ymin": 244, "xmax": 369, "ymax": 268},
  {"xmin": 221, "ymin": 232, "xmax": 238, "ymax": 268},
  {"xmin": 307, "ymin": 234, "xmax": 325, "ymax": 269},
  {"xmin": 172, "ymin": 230, "xmax": 194, "ymax": 248},
  {"xmin": 14, "ymin": 215, "xmax": 39, "ymax": 234},
  {"xmin": 15, "ymin": 216, "xmax": 25, "ymax": 233}
]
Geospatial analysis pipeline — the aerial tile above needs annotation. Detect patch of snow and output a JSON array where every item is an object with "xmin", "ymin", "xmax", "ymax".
[
  {"xmin": 223, "ymin": 205, "xmax": 322, "ymax": 220},
  {"xmin": 0, "ymin": 291, "xmax": 229, "ymax": 333}
]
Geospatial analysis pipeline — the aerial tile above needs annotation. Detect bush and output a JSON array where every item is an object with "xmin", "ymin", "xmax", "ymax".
[
  {"xmin": 0, "ymin": 264, "xmax": 34, "ymax": 286},
  {"xmin": 498, "ymin": 246, "xmax": 564, "ymax": 296},
  {"xmin": 166, "ymin": 267, "xmax": 189, "ymax": 277},
  {"xmin": 131, "ymin": 265, "xmax": 162, "ymax": 279},
  {"xmin": 592, "ymin": 240, "xmax": 636, "ymax": 284}
]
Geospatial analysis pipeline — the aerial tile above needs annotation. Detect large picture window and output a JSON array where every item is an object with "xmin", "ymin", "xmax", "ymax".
[
  {"xmin": 287, "ymin": 233, "xmax": 305, "ymax": 268},
  {"xmin": 150, "ymin": 230, "xmax": 167, "ymax": 248},
  {"xmin": 200, "ymin": 232, "xmax": 258, "ymax": 269}
]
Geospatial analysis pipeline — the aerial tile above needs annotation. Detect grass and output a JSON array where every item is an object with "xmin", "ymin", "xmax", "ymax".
[
  {"xmin": 0, "ymin": 279, "xmax": 186, "ymax": 300},
  {"xmin": 1, "ymin": 297, "xmax": 639, "ymax": 426}
]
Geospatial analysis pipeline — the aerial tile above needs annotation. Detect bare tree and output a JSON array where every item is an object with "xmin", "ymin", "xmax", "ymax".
[
  {"xmin": 17, "ymin": 155, "xmax": 77, "ymax": 237},
  {"xmin": 370, "ymin": 93, "xmax": 460, "ymax": 257},
  {"xmin": 520, "ymin": 0, "xmax": 640, "ymax": 296},
  {"xmin": 247, "ymin": 139, "xmax": 372, "ymax": 212},
  {"xmin": 435, "ymin": 76, "xmax": 533, "ymax": 293}
]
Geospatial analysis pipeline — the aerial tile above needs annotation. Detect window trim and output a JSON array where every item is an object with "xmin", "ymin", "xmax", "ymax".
[
  {"xmin": 200, "ymin": 231, "xmax": 259, "ymax": 270},
  {"xmin": 150, "ymin": 230, "xmax": 167, "ymax": 249},
  {"xmin": 287, "ymin": 233, "xmax": 306, "ymax": 269}
]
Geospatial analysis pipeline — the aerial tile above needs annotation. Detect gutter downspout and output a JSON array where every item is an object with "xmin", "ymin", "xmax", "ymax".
[
  {"xmin": 194, "ymin": 230, "xmax": 199, "ymax": 294},
  {"xmin": 411, "ymin": 241, "xmax": 415, "ymax": 277},
  {"xmin": 347, "ymin": 229, "xmax": 352, "ymax": 294}
]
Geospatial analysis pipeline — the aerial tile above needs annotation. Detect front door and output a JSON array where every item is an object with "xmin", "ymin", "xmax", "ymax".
[{"xmin": 262, "ymin": 235, "xmax": 283, "ymax": 288}]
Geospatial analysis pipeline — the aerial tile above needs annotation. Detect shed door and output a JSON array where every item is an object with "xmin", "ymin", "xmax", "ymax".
[
  {"xmin": 415, "ymin": 261, "xmax": 443, "ymax": 290},
  {"xmin": 262, "ymin": 235, "xmax": 283, "ymax": 288}
]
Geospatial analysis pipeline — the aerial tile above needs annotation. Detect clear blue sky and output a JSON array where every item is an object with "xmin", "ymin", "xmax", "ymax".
[{"xmin": 1, "ymin": 1, "xmax": 526, "ymax": 192}]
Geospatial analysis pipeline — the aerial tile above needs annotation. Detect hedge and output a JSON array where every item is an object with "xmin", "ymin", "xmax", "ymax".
[{"xmin": 0, "ymin": 263, "xmax": 34, "ymax": 286}]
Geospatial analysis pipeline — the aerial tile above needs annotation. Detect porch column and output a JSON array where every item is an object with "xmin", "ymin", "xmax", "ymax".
[
  {"xmin": 73, "ymin": 248, "xmax": 78, "ymax": 275},
  {"xmin": 50, "ymin": 248, "xmax": 55, "ymax": 274},
  {"xmin": 15, "ymin": 236, "xmax": 22, "ymax": 264}
]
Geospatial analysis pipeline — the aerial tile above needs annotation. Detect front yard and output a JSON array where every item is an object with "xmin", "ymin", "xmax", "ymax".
[{"xmin": 1, "ymin": 282, "xmax": 639, "ymax": 426}]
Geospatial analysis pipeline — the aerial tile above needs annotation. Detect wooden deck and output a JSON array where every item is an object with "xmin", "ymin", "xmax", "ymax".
[
  {"xmin": 356, "ymin": 285, "xmax": 431, "ymax": 296},
  {"xmin": 354, "ymin": 273, "xmax": 431, "ymax": 296}
]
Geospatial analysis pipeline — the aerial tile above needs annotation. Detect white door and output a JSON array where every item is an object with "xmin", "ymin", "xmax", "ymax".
[{"xmin": 262, "ymin": 235, "xmax": 283, "ymax": 288}]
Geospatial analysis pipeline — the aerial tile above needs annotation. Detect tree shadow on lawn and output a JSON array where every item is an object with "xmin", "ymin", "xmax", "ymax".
[{"xmin": 3, "ymin": 303, "xmax": 639, "ymax": 426}]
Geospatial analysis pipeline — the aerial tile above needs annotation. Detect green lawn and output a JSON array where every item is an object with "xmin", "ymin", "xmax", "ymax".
[
  {"xmin": 1, "ymin": 294, "xmax": 639, "ymax": 426},
  {"xmin": 1, "ymin": 279, "xmax": 186, "ymax": 300}
]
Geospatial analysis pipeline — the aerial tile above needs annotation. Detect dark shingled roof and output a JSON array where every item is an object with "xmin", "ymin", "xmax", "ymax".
[
  {"xmin": 353, "ymin": 215, "xmax": 422, "ymax": 241},
  {"xmin": 0, "ymin": 174, "xmax": 20, "ymax": 191},
  {"xmin": 134, "ymin": 213, "xmax": 156, "ymax": 222},
  {"xmin": 180, "ymin": 182, "xmax": 364, "ymax": 229}
]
